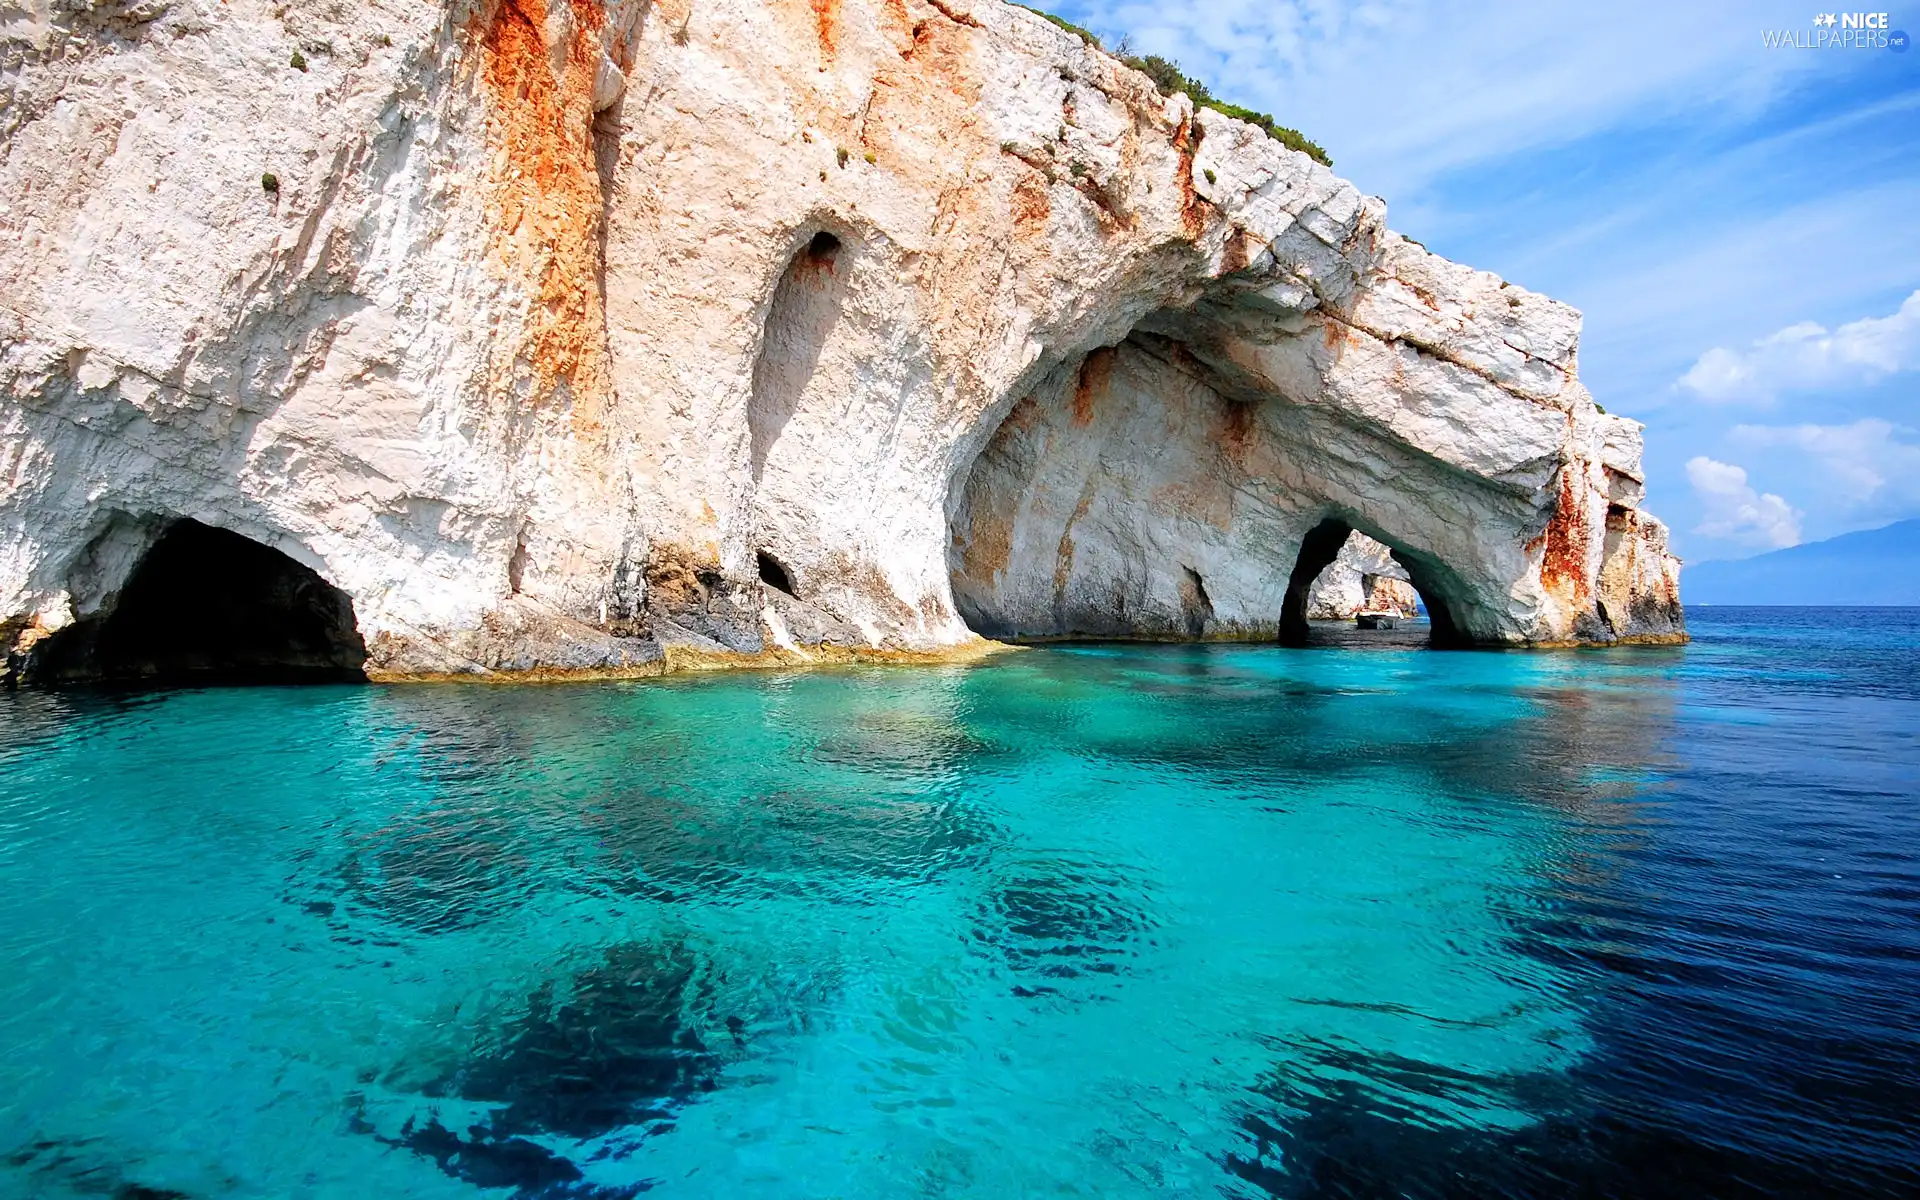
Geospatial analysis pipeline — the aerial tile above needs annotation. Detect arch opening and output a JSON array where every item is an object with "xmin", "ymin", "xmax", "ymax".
[
  {"xmin": 1279, "ymin": 518, "xmax": 1356, "ymax": 646},
  {"xmin": 34, "ymin": 519, "xmax": 368, "ymax": 685},
  {"xmin": 804, "ymin": 230, "xmax": 842, "ymax": 262},
  {"xmin": 945, "ymin": 327, "xmax": 1493, "ymax": 650},
  {"xmin": 1280, "ymin": 518, "xmax": 1471, "ymax": 649}
]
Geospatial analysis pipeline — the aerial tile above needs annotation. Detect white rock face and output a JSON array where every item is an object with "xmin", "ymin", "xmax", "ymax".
[
  {"xmin": 0, "ymin": 0, "xmax": 1683, "ymax": 680},
  {"xmin": 1304, "ymin": 532, "xmax": 1418, "ymax": 620}
]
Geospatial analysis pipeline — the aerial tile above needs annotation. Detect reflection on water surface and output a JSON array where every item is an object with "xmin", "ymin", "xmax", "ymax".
[{"xmin": 1, "ymin": 608, "xmax": 1916, "ymax": 1198}]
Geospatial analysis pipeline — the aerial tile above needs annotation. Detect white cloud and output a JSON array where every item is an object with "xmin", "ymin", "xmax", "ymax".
[
  {"xmin": 1729, "ymin": 418, "xmax": 1920, "ymax": 509},
  {"xmin": 1677, "ymin": 290, "xmax": 1920, "ymax": 404},
  {"xmin": 1058, "ymin": 3, "xmax": 1920, "ymax": 413},
  {"xmin": 1069, "ymin": 0, "xmax": 1821, "ymax": 203},
  {"xmin": 1685, "ymin": 455, "xmax": 1802, "ymax": 547}
]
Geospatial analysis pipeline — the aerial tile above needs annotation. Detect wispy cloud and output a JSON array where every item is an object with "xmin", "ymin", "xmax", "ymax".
[
  {"xmin": 1058, "ymin": 0, "xmax": 1823, "ymax": 202},
  {"xmin": 1049, "ymin": 0, "xmax": 1920, "ymax": 560},
  {"xmin": 1729, "ymin": 418, "xmax": 1920, "ymax": 510},
  {"xmin": 1685, "ymin": 455, "xmax": 1802, "ymax": 547},
  {"xmin": 1678, "ymin": 290, "xmax": 1920, "ymax": 404},
  {"xmin": 1559, "ymin": 181, "xmax": 1920, "ymax": 406}
]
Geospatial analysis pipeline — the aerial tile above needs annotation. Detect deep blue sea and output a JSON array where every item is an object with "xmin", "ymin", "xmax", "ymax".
[{"xmin": 1, "ymin": 607, "xmax": 1916, "ymax": 1199}]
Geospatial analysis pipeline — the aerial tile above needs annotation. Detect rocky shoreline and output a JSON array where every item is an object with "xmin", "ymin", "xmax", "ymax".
[{"xmin": 2, "ymin": 0, "xmax": 1683, "ymax": 686}]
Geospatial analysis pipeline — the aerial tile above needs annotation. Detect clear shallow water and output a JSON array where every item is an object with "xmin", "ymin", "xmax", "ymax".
[{"xmin": 1, "ymin": 608, "xmax": 1916, "ymax": 1199}]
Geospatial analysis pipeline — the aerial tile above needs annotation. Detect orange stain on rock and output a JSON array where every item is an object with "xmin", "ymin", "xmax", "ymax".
[
  {"xmin": 811, "ymin": 0, "xmax": 840, "ymax": 58},
  {"xmin": 1539, "ymin": 469, "xmax": 1591, "ymax": 604},
  {"xmin": 1219, "ymin": 227, "xmax": 1260, "ymax": 275},
  {"xmin": 474, "ymin": 0, "xmax": 611, "ymax": 433},
  {"xmin": 1173, "ymin": 116, "xmax": 1207, "ymax": 238},
  {"xmin": 1217, "ymin": 398, "xmax": 1257, "ymax": 470},
  {"xmin": 1052, "ymin": 484, "xmax": 1097, "ymax": 605},
  {"xmin": 1004, "ymin": 395, "xmax": 1042, "ymax": 433},
  {"xmin": 1072, "ymin": 347, "xmax": 1114, "ymax": 426},
  {"xmin": 960, "ymin": 502, "xmax": 1013, "ymax": 583},
  {"xmin": 1011, "ymin": 171, "xmax": 1051, "ymax": 233}
]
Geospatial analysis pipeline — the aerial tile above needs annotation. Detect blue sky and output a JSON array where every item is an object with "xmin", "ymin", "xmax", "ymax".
[{"xmin": 1042, "ymin": 0, "xmax": 1920, "ymax": 562}]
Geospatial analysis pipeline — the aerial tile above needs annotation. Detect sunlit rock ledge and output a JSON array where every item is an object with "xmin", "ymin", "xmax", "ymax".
[{"xmin": 0, "ymin": 0, "xmax": 1684, "ymax": 684}]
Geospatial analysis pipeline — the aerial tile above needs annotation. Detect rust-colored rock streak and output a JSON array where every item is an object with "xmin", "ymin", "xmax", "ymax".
[
  {"xmin": 811, "ymin": 0, "xmax": 841, "ymax": 58},
  {"xmin": 1216, "ymin": 398, "xmax": 1256, "ymax": 471},
  {"xmin": 476, "ymin": 0, "xmax": 612, "ymax": 433},
  {"xmin": 1173, "ymin": 115, "xmax": 1206, "ymax": 237},
  {"xmin": 1539, "ymin": 469, "xmax": 1591, "ymax": 606},
  {"xmin": 1072, "ymin": 347, "xmax": 1114, "ymax": 427}
]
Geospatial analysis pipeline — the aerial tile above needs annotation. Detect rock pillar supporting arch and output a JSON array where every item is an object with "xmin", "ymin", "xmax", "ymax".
[{"xmin": 947, "ymin": 333, "xmax": 1532, "ymax": 648}]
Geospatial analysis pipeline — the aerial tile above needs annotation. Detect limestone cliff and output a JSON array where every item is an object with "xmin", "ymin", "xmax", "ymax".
[{"xmin": 0, "ymin": 0, "xmax": 1683, "ymax": 682}]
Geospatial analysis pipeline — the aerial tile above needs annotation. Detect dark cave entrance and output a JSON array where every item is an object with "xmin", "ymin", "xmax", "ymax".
[
  {"xmin": 756, "ymin": 549, "xmax": 796, "ymax": 595},
  {"xmin": 37, "ymin": 519, "xmax": 368, "ymax": 685},
  {"xmin": 1279, "ymin": 517, "xmax": 1470, "ymax": 649}
]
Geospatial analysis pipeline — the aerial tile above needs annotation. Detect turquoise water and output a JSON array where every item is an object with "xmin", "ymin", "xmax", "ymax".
[{"xmin": 2, "ymin": 608, "xmax": 1916, "ymax": 1198}]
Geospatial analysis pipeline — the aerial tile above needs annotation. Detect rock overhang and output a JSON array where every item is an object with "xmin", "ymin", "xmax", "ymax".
[{"xmin": 0, "ymin": 0, "xmax": 1684, "ymax": 685}]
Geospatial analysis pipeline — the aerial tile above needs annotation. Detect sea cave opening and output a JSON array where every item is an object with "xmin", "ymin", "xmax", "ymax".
[
  {"xmin": 36, "ymin": 519, "xmax": 369, "ymax": 685},
  {"xmin": 1280, "ymin": 517, "xmax": 1469, "ymax": 649},
  {"xmin": 946, "ymin": 331, "xmax": 1487, "ymax": 649},
  {"xmin": 756, "ymin": 549, "xmax": 796, "ymax": 595}
]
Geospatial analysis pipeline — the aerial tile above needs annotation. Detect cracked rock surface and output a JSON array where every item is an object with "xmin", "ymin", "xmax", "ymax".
[{"xmin": 1, "ymin": 0, "xmax": 1683, "ymax": 681}]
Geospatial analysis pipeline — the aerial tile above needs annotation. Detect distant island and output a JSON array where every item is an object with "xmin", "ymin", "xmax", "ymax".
[{"xmin": 1685, "ymin": 520, "xmax": 1920, "ymax": 605}]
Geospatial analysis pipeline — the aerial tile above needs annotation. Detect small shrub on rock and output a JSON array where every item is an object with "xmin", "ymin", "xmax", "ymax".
[{"xmin": 1008, "ymin": 7, "xmax": 1332, "ymax": 167}]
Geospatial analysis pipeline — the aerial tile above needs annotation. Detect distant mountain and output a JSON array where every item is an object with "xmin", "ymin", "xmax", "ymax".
[{"xmin": 1684, "ymin": 520, "xmax": 1920, "ymax": 605}]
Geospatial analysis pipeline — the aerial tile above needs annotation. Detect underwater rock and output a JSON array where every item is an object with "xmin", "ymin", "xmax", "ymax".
[
  {"xmin": 0, "ymin": 1136, "xmax": 192, "ymax": 1199},
  {"xmin": 986, "ymin": 864, "xmax": 1153, "ymax": 984},
  {"xmin": 361, "ymin": 939, "xmax": 729, "ymax": 1194}
]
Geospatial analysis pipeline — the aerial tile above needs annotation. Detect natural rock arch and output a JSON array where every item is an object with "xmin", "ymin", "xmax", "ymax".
[
  {"xmin": 28, "ymin": 519, "xmax": 368, "ymax": 685},
  {"xmin": 0, "ymin": 0, "xmax": 1684, "ymax": 678},
  {"xmin": 1278, "ymin": 518, "xmax": 1469, "ymax": 648},
  {"xmin": 1299, "ymin": 530, "xmax": 1424, "ymax": 626},
  {"xmin": 945, "ymin": 323, "xmax": 1530, "ymax": 648}
]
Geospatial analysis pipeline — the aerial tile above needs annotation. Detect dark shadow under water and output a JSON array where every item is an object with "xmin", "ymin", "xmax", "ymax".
[{"xmin": 1, "ymin": 609, "xmax": 1916, "ymax": 1198}]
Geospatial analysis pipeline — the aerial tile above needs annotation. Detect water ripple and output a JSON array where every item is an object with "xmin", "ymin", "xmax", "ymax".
[{"xmin": 0, "ymin": 609, "xmax": 1915, "ymax": 1197}]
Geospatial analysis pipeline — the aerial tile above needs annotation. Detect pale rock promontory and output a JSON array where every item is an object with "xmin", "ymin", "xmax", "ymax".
[
  {"xmin": 0, "ymin": 0, "xmax": 1684, "ymax": 682},
  {"xmin": 1304, "ymin": 532, "xmax": 1419, "ymax": 621}
]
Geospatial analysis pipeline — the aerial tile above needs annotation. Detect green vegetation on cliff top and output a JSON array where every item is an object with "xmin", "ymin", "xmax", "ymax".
[{"xmin": 1010, "ymin": 4, "xmax": 1332, "ymax": 167}]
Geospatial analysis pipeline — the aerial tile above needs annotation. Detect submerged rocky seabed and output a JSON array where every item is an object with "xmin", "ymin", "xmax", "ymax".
[{"xmin": 2, "ymin": 608, "xmax": 1916, "ymax": 1199}]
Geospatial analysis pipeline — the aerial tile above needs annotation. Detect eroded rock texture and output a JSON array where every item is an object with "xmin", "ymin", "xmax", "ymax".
[
  {"xmin": 0, "ymin": 0, "xmax": 1683, "ymax": 682},
  {"xmin": 1304, "ymin": 532, "xmax": 1419, "ymax": 622}
]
